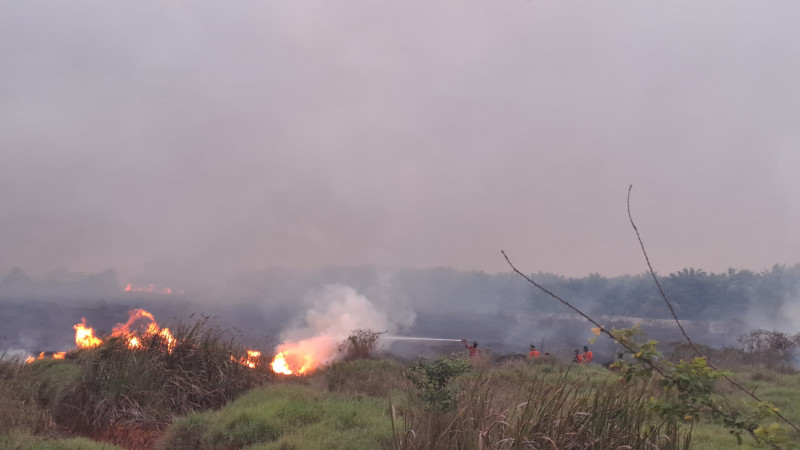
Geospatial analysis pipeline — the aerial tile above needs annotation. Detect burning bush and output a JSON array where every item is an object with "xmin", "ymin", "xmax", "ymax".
[{"xmin": 58, "ymin": 316, "xmax": 270, "ymax": 434}]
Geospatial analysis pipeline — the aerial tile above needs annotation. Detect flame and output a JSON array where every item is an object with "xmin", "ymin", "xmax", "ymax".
[
  {"xmin": 159, "ymin": 327, "xmax": 177, "ymax": 353},
  {"xmin": 128, "ymin": 336, "xmax": 141, "ymax": 349},
  {"xmin": 35, "ymin": 309, "xmax": 266, "ymax": 369},
  {"xmin": 25, "ymin": 351, "xmax": 67, "ymax": 363},
  {"xmin": 124, "ymin": 283, "xmax": 178, "ymax": 295},
  {"xmin": 269, "ymin": 336, "xmax": 335, "ymax": 375},
  {"xmin": 74, "ymin": 318, "xmax": 103, "ymax": 348},
  {"xmin": 232, "ymin": 350, "xmax": 261, "ymax": 369},
  {"xmin": 110, "ymin": 309, "xmax": 176, "ymax": 353},
  {"xmin": 271, "ymin": 351, "xmax": 293, "ymax": 374}
]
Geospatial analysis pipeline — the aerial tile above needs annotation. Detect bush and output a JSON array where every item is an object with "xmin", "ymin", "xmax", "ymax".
[
  {"xmin": 406, "ymin": 357, "xmax": 471, "ymax": 411},
  {"xmin": 738, "ymin": 329, "xmax": 800, "ymax": 370},
  {"xmin": 337, "ymin": 329, "xmax": 385, "ymax": 361},
  {"xmin": 40, "ymin": 316, "xmax": 271, "ymax": 437}
]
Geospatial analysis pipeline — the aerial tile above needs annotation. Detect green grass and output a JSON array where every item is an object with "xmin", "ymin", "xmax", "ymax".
[
  {"xmin": 159, "ymin": 384, "xmax": 393, "ymax": 450},
  {"xmin": 690, "ymin": 370, "xmax": 800, "ymax": 449},
  {"xmin": 323, "ymin": 358, "xmax": 405, "ymax": 397},
  {"xmin": 0, "ymin": 431, "xmax": 125, "ymax": 450}
]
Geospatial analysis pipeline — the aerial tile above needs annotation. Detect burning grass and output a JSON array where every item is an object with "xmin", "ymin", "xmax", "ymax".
[
  {"xmin": 64, "ymin": 317, "xmax": 271, "ymax": 433},
  {"xmin": 7, "ymin": 318, "xmax": 800, "ymax": 449},
  {"xmin": 1, "ymin": 315, "xmax": 272, "ymax": 449}
]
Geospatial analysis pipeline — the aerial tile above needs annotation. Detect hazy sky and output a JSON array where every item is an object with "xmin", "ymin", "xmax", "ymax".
[{"xmin": 2, "ymin": 1, "xmax": 799, "ymax": 287}]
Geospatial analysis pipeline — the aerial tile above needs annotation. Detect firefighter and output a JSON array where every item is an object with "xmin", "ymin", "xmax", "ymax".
[
  {"xmin": 528, "ymin": 344, "xmax": 540, "ymax": 358},
  {"xmin": 583, "ymin": 346, "xmax": 593, "ymax": 363},
  {"xmin": 461, "ymin": 339, "xmax": 479, "ymax": 357},
  {"xmin": 573, "ymin": 349, "xmax": 583, "ymax": 363}
]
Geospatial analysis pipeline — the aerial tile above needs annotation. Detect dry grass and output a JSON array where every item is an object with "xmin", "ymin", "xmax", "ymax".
[
  {"xmin": 395, "ymin": 361, "xmax": 691, "ymax": 449},
  {"xmin": 2, "ymin": 317, "xmax": 272, "ymax": 450},
  {"xmin": 65, "ymin": 316, "xmax": 272, "ymax": 433},
  {"xmin": 0, "ymin": 355, "xmax": 55, "ymax": 436}
]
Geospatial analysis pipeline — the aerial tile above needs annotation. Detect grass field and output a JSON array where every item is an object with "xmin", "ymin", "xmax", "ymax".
[{"xmin": 2, "ymin": 330, "xmax": 799, "ymax": 449}]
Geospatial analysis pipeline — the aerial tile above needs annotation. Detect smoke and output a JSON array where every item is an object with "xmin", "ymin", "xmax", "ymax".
[{"xmin": 274, "ymin": 284, "xmax": 412, "ymax": 366}]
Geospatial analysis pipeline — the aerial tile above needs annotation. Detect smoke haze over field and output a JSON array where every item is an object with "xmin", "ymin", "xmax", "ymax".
[{"xmin": 2, "ymin": 1, "xmax": 800, "ymax": 288}]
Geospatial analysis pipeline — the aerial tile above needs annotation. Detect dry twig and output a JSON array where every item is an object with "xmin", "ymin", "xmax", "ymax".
[{"xmin": 626, "ymin": 184, "xmax": 800, "ymax": 435}]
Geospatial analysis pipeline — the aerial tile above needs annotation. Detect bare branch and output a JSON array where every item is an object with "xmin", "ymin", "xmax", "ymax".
[
  {"xmin": 627, "ymin": 184, "xmax": 800, "ymax": 435},
  {"xmin": 501, "ymin": 250, "xmax": 662, "ymax": 375},
  {"xmin": 626, "ymin": 185, "xmax": 702, "ymax": 357}
]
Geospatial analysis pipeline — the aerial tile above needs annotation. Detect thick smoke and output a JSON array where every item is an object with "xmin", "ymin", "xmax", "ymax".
[{"xmin": 274, "ymin": 284, "xmax": 412, "ymax": 365}]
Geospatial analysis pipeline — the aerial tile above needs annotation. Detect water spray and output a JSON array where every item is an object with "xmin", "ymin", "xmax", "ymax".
[{"xmin": 383, "ymin": 336, "xmax": 463, "ymax": 342}]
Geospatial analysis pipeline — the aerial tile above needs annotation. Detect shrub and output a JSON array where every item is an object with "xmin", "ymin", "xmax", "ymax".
[
  {"xmin": 738, "ymin": 329, "xmax": 800, "ymax": 370},
  {"xmin": 406, "ymin": 357, "xmax": 471, "ymax": 411},
  {"xmin": 61, "ymin": 317, "xmax": 270, "ymax": 432},
  {"xmin": 337, "ymin": 328, "xmax": 385, "ymax": 361}
]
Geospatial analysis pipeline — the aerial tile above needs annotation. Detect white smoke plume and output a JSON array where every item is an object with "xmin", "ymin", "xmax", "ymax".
[{"xmin": 273, "ymin": 284, "xmax": 408, "ymax": 371}]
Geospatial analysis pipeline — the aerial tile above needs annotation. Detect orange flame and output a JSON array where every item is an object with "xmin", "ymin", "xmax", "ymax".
[
  {"xmin": 275, "ymin": 351, "xmax": 317, "ymax": 375},
  {"xmin": 232, "ymin": 350, "xmax": 261, "ymax": 369},
  {"xmin": 269, "ymin": 336, "xmax": 334, "ymax": 375},
  {"xmin": 271, "ymin": 351, "xmax": 293, "ymax": 374},
  {"xmin": 38, "ymin": 309, "xmax": 267, "ymax": 370},
  {"xmin": 110, "ymin": 309, "xmax": 176, "ymax": 353},
  {"xmin": 25, "ymin": 351, "xmax": 67, "ymax": 363},
  {"xmin": 124, "ymin": 283, "xmax": 178, "ymax": 295},
  {"xmin": 74, "ymin": 318, "xmax": 103, "ymax": 348}
]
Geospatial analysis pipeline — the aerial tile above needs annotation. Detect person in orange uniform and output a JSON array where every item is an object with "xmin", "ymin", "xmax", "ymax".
[
  {"xmin": 573, "ymin": 349, "xmax": 583, "ymax": 363},
  {"xmin": 461, "ymin": 339, "xmax": 479, "ymax": 357},
  {"xmin": 583, "ymin": 346, "xmax": 593, "ymax": 364},
  {"xmin": 528, "ymin": 345, "xmax": 540, "ymax": 358}
]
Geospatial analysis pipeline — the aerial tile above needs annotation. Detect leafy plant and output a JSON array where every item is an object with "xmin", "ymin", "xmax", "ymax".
[{"xmin": 406, "ymin": 357, "xmax": 471, "ymax": 411}]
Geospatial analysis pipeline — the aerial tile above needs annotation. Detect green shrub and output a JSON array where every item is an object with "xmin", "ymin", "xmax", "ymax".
[{"xmin": 406, "ymin": 357, "xmax": 471, "ymax": 411}]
